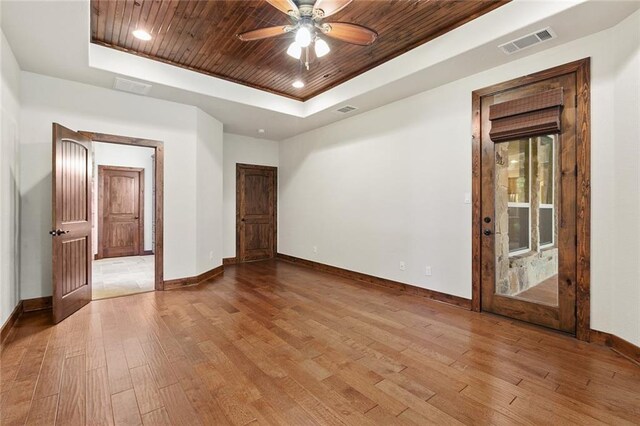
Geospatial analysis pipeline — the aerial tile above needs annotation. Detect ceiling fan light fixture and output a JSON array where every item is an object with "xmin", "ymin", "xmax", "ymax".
[
  {"xmin": 132, "ymin": 29, "xmax": 152, "ymax": 41},
  {"xmin": 287, "ymin": 41, "xmax": 302, "ymax": 59},
  {"xmin": 295, "ymin": 26, "xmax": 312, "ymax": 48},
  {"xmin": 292, "ymin": 80, "xmax": 305, "ymax": 88},
  {"xmin": 314, "ymin": 38, "xmax": 330, "ymax": 57}
]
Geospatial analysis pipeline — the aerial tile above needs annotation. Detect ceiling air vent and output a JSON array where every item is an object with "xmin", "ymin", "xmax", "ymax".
[
  {"xmin": 113, "ymin": 77, "xmax": 152, "ymax": 95},
  {"xmin": 335, "ymin": 105, "xmax": 358, "ymax": 114},
  {"xmin": 499, "ymin": 27, "xmax": 556, "ymax": 55}
]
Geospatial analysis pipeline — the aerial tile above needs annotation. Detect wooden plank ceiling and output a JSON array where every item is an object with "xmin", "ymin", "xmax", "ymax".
[{"xmin": 91, "ymin": 0, "xmax": 509, "ymax": 101}]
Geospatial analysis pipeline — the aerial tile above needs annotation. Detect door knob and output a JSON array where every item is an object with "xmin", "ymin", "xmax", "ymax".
[
  {"xmin": 483, "ymin": 229, "xmax": 493, "ymax": 236},
  {"xmin": 49, "ymin": 229, "xmax": 69, "ymax": 236},
  {"xmin": 241, "ymin": 218, "xmax": 246, "ymax": 222}
]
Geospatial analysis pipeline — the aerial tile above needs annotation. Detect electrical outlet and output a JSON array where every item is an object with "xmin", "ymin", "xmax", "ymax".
[
  {"xmin": 209, "ymin": 251, "xmax": 214, "ymax": 260},
  {"xmin": 425, "ymin": 266, "xmax": 432, "ymax": 276},
  {"xmin": 464, "ymin": 193, "xmax": 471, "ymax": 204},
  {"xmin": 313, "ymin": 246, "xmax": 318, "ymax": 254},
  {"xmin": 399, "ymin": 261, "xmax": 406, "ymax": 271}
]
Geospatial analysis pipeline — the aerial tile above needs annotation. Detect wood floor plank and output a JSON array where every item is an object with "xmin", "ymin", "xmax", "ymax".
[
  {"xmin": 105, "ymin": 346, "xmax": 133, "ymax": 395},
  {"xmin": 112, "ymin": 388, "xmax": 143, "ymax": 425},
  {"xmin": 57, "ymin": 355, "xmax": 86, "ymax": 425},
  {"xmin": 86, "ymin": 367, "xmax": 114, "ymax": 425},
  {"xmin": 130, "ymin": 364, "xmax": 163, "ymax": 415},
  {"xmin": 25, "ymin": 394, "xmax": 58, "ymax": 426},
  {"xmin": 142, "ymin": 407, "xmax": 172, "ymax": 425},
  {"xmin": 3, "ymin": 260, "xmax": 640, "ymax": 426},
  {"xmin": 158, "ymin": 383, "xmax": 201, "ymax": 426}
]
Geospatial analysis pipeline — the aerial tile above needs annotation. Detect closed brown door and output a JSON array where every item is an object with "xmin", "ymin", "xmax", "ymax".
[
  {"xmin": 98, "ymin": 166, "xmax": 144, "ymax": 259},
  {"xmin": 478, "ymin": 72, "xmax": 579, "ymax": 333},
  {"xmin": 237, "ymin": 164, "xmax": 277, "ymax": 262},
  {"xmin": 52, "ymin": 123, "xmax": 93, "ymax": 323}
]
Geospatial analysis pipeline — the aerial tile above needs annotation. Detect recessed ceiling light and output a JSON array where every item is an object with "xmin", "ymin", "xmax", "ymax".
[
  {"xmin": 132, "ymin": 29, "xmax": 152, "ymax": 41},
  {"xmin": 292, "ymin": 80, "xmax": 305, "ymax": 89},
  {"xmin": 258, "ymin": 129, "xmax": 265, "ymax": 134}
]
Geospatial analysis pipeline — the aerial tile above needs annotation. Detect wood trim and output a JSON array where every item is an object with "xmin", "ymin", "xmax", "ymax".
[
  {"xmin": 0, "ymin": 302, "xmax": 23, "ymax": 347},
  {"xmin": 575, "ymin": 59, "xmax": 592, "ymax": 342},
  {"xmin": 591, "ymin": 330, "xmax": 640, "ymax": 366},
  {"xmin": 235, "ymin": 163, "xmax": 278, "ymax": 263},
  {"xmin": 97, "ymin": 165, "xmax": 145, "ymax": 258},
  {"xmin": 164, "ymin": 265, "xmax": 224, "ymax": 290},
  {"xmin": 223, "ymin": 257, "xmax": 238, "ymax": 266},
  {"xmin": 276, "ymin": 253, "xmax": 471, "ymax": 310},
  {"xmin": 80, "ymin": 131, "xmax": 165, "ymax": 291},
  {"xmin": 471, "ymin": 58, "xmax": 591, "ymax": 340},
  {"xmin": 471, "ymin": 92, "xmax": 482, "ymax": 312},
  {"xmin": 23, "ymin": 296, "xmax": 53, "ymax": 313},
  {"xmin": 2, "ymin": 296, "xmax": 54, "ymax": 346}
]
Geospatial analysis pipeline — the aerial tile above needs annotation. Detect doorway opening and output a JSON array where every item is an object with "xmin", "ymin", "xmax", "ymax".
[
  {"xmin": 471, "ymin": 59, "xmax": 591, "ymax": 340},
  {"xmin": 82, "ymin": 132, "xmax": 165, "ymax": 299},
  {"xmin": 51, "ymin": 126, "xmax": 164, "ymax": 322},
  {"xmin": 93, "ymin": 147, "xmax": 154, "ymax": 299}
]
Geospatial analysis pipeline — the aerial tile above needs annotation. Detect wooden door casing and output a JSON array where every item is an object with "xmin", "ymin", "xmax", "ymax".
[
  {"xmin": 471, "ymin": 59, "xmax": 591, "ymax": 337},
  {"xmin": 98, "ymin": 166, "xmax": 144, "ymax": 259},
  {"xmin": 237, "ymin": 164, "xmax": 277, "ymax": 262},
  {"xmin": 52, "ymin": 123, "xmax": 93, "ymax": 323},
  {"xmin": 80, "ymin": 131, "xmax": 164, "ymax": 291}
]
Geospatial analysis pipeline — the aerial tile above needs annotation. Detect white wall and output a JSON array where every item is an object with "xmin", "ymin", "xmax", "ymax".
[
  {"xmin": 610, "ymin": 11, "xmax": 640, "ymax": 346},
  {"xmin": 196, "ymin": 109, "xmax": 224, "ymax": 274},
  {"xmin": 279, "ymin": 13, "xmax": 640, "ymax": 346},
  {"xmin": 222, "ymin": 133, "xmax": 279, "ymax": 259},
  {"xmin": 0, "ymin": 27, "xmax": 21, "ymax": 325},
  {"xmin": 92, "ymin": 142, "xmax": 155, "ymax": 255},
  {"xmin": 19, "ymin": 72, "xmax": 223, "ymax": 299}
]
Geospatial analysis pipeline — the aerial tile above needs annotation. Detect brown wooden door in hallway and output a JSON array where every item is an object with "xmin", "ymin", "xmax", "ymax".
[
  {"xmin": 98, "ymin": 166, "xmax": 144, "ymax": 259},
  {"xmin": 51, "ymin": 123, "xmax": 93, "ymax": 323},
  {"xmin": 237, "ymin": 164, "xmax": 277, "ymax": 262},
  {"xmin": 472, "ymin": 60, "xmax": 591, "ymax": 336}
]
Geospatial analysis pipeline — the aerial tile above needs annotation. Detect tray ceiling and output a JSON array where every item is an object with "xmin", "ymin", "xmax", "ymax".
[{"xmin": 90, "ymin": 0, "xmax": 509, "ymax": 101}]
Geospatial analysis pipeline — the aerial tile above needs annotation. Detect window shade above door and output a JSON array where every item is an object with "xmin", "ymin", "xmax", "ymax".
[{"xmin": 489, "ymin": 88, "xmax": 564, "ymax": 142}]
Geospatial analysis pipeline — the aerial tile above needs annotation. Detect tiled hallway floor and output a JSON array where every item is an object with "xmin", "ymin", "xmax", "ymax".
[{"xmin": 92, "ymin": 255, "xmax": 154, "ymax": 299}]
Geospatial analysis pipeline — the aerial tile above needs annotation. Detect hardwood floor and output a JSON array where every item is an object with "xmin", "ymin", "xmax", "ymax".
[
  {"xmin": 1, "ymin": 260, "xmax": 639, "ymax": 425},
  {"xmin": 513, "ymin": 275, "xmax": 559, "ymax": 306}
]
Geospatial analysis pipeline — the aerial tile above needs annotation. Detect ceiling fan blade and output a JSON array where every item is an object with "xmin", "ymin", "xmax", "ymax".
[
  {"xmin": 313, "ymin": 0, "xmax": 352, "ymax": 18},
  {"xmin": 266, "ymin": 0, "xmax": 299, "ymax": 16},
  {"xmin": 323, "ymin": 22, "xmax": 377, "ymax": 46},
  {"xmin": 237, "ymin": 26, "xmax": 288, "ymax": 41}
]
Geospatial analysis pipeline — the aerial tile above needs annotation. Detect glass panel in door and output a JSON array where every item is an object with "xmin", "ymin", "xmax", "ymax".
[{"xmin": 494, "ymin": 135, "xmax": 559, "ymax": 306}]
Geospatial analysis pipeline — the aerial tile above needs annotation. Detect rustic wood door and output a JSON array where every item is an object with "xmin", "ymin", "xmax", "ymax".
[
  {"xmin": 98, "ymin": 166, "xmax": 144, "ymax": 259},
  {"xmin": 237, "ymin": 164, "xmax": 277, "ymax": 262},
  {"xmin": 478, "ymin": 73, "xmax": 578, "ymax": 334},
  {"xmin": 52, "ymin": 123, "xmax": 93, "ymax": 323}
]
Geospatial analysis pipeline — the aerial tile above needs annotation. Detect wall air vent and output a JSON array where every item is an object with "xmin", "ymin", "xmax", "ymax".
[
  {"xmin": 335, "ymin": 105, "xmax": 358, "ymax": 114},
  {"xmin": 499, "ymin": 27, "xmax": 556, "ymax": 55},
  {"xmin": 113, "ymin": 77, "xmax": 152, "ymax": 95}
]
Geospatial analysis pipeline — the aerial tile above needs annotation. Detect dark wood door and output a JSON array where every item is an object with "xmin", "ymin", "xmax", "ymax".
[
  {"xmin": 237, "ymin": 164, "xmax": 277, "ymax": 262},
  {"xmin": 479, "ymin": 74, "xmax": 578, "ymax": 333},
  {"xmin": 52, "ymin": 123, "xmax": 93, "ymax": 323},
  {"xmin": 98, "ymin": 166, "xmax": 144, "ymax": 259}
]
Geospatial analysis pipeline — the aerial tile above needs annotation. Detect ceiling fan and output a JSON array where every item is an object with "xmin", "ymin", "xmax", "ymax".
[{"xmin": 237, "ymin": 0, "xmax": 377, "ymax": 72}]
